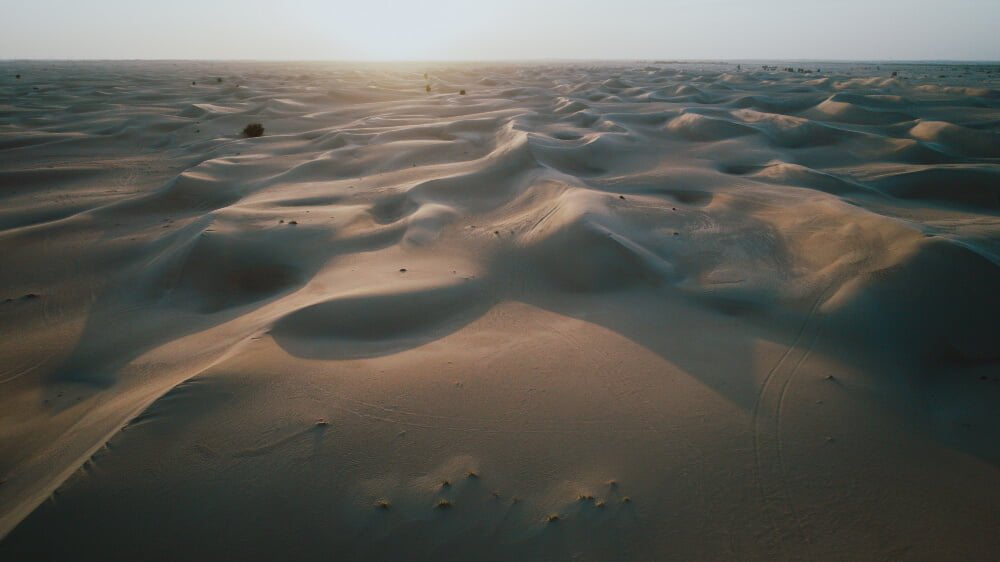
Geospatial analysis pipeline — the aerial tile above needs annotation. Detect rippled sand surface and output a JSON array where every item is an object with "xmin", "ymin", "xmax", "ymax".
[{"xmin": 1, "ymin": 61, "xmax": 998, "ymax": 560}]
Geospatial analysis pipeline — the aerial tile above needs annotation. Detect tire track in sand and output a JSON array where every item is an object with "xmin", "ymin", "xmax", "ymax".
[{"xmin": 751, "ymin": 282, "xmax": 832, "ymax": 559}]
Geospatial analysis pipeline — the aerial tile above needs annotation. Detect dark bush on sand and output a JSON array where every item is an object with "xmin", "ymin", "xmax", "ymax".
[{"xmin": 243, "ymin": 123, "xmax": 264, "ymax": 138}]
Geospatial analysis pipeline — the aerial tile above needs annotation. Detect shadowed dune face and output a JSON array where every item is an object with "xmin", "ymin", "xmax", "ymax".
[
  {"xmin": 1, "ymin": 60, "xmax": 999, "ymax": 560},
  {"xmin": 271, "ymin": 277, "xmax": 493, "ymax": 359}
]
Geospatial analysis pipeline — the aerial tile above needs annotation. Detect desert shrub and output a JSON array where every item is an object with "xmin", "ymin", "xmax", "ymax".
[{"xmin": 243, "ymin": 123, "xmax": 264, "ymax": 138}]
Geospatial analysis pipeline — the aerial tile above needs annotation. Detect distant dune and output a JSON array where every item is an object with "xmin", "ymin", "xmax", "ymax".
[{"xmin": 0, "ymin": 60, "xmax": 998, "ymax": 561}]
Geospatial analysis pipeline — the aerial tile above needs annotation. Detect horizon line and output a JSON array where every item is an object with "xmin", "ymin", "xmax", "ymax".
[{"xmin": 3, "ymin": 57, "xmax": 999, "ymax": 64}]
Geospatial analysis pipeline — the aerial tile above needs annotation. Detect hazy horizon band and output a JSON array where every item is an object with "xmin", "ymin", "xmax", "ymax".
[{"xmin": 2, "ymin": 0, "xmax": 998, "ymax": 61}]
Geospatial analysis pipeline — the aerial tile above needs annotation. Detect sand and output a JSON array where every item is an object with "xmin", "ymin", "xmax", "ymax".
[{"xmin": 0, "ymin": 60, "xmax": 998, "ymax": 560}]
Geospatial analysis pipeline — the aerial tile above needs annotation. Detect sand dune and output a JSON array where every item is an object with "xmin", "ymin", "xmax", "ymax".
[{"xmin": 1, "ymin": 60, "xmax": 998, "ymax": 560}]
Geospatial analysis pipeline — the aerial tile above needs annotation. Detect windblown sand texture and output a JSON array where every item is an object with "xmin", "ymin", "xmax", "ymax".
[{"xmin": 1, "ymin": 61, "xmax": 999, "ymax": 560}]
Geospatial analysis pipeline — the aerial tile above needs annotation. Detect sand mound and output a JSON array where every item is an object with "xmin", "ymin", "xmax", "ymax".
[
  {"xmin": 273, "ymin": 278, "xmax": 488, "ymax": 359},
  {"xmin": 811, "ymin": 96, "xmax": 914, "ymax": 125},
  {"xmin": 864, "ymin": 166, "xmax": 1000, "ymax": 210},
  {"xmin": 141, "ymin": 226, "xmax": 326, "ymax": 313},
  {"xmin": 666, "ymin": 111, "xmax": 756, "ymax": 141},
  {"xmin": 519, "ymin": 190, "xmax": 675, "ymax": 292},
  {"xmin": 910, "ymin": 120, "xmax": 1000, "ymax": 158},
  {"xmin": 826, "ymin": 238, "xmax": 1000, "ymax": 366}
]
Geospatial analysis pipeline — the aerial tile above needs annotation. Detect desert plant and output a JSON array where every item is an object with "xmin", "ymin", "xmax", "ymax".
[{"xmin": 243, "ymin": 123, "xmax": 264, "ymax": 138}]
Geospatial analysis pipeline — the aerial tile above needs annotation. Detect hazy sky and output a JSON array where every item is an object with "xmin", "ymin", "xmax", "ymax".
[{"xmin": 2, "ymin": 0, "xmax": 998, "ymax": 61}]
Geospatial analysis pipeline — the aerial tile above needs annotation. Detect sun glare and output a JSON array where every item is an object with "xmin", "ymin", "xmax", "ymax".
[{"xmin": 322, "ymin": 1, "xmax": 504, "ymax": 60}]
